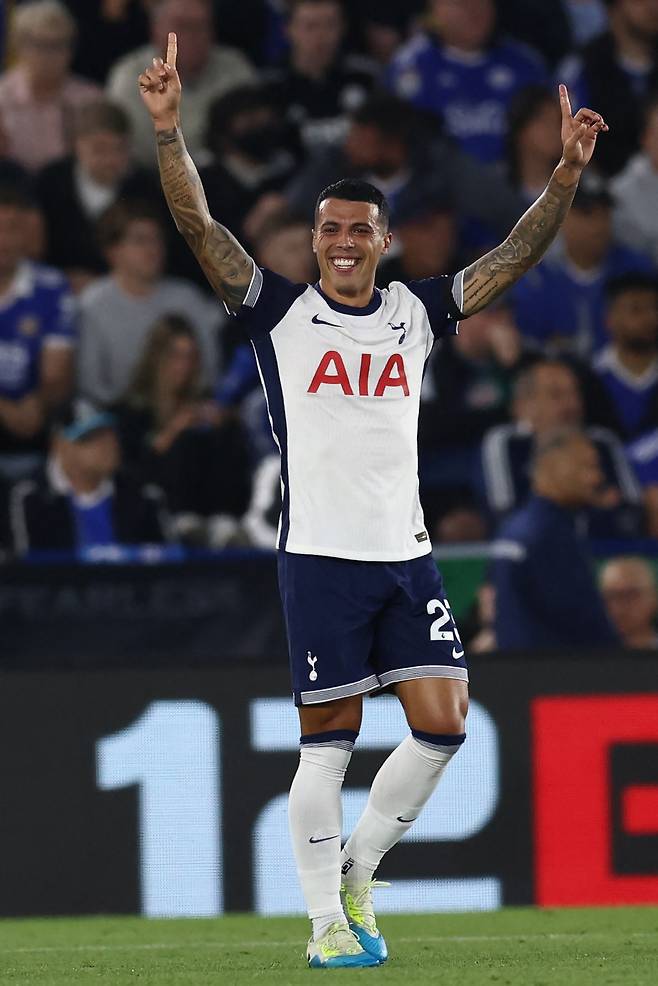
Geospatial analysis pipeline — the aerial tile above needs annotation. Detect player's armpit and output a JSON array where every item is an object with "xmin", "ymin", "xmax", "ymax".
[
  {"xmin": 459, "ymin": 168, "xmax": 579, "ymax": 318},
  {"xmin": 156, "ymin": 127, "xmax": 254, "ymax": 310}
]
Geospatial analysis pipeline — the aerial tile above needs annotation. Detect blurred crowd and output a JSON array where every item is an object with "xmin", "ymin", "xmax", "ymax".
[{"xmin": 0, "ymin": 0, "xmax": 657, "ymax": 647}]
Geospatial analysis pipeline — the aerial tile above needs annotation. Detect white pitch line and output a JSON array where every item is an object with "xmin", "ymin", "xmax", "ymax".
[{"xmin": 2, "ymin": 930, "xmax": 656, "ymax": 956}]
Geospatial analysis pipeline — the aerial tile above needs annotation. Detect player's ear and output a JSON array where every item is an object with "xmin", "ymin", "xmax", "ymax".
[
  {"xmin": 382, "ymin": 231, "xmax": 393, "ymax": 255},
  {"xmin": 311, "ymin": 228, "xmax": 318, "ymax": 254}
]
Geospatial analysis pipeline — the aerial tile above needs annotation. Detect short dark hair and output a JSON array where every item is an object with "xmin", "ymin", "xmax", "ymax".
[
  {"xmin": 97, "ymin": 199, "xmax": 164, "ymax": 250},
  {"xmin": 315, "ymin": 179, "xmax": 390, "ymax": 230},
  {"xmin": 73, "ymin": 101, "xmax": 131, "ymax": 140},
  {"xmin": 605, "ymin": 272, "xmax": 658, "ymax": 303}
]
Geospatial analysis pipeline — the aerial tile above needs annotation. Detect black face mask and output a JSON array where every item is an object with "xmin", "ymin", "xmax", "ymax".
[{"xmin": 233, "ymin": 124, "xmax": 287, "ymax": 162}]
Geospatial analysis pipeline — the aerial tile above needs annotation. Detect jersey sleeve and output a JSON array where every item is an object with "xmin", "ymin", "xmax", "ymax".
[
  {"xmin": 406, "ymin": 272, "xmax": 465, "ymax": 339},
  {"xmin": 232, "ymin": 264, "xmax": 308, "ymax": 340}
]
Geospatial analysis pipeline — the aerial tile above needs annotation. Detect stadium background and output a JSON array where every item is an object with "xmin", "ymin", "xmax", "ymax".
[{"xmin": 0, "ymin": 0, "xmax": 657, "ymax": 921}]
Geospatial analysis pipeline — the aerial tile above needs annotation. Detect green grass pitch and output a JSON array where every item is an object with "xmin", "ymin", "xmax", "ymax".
[{"xmin": 1, "ymin": 908, "xmax": 657, "ymax": 985}]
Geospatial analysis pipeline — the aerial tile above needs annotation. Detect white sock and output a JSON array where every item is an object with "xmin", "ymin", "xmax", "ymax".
[
  {"xmin": 288, "ymin": 733, "xmax": 356, "ymax": 940},
  {"xmin": 341, "ymin": 731, "xmax": 465, "ymax": 889}
]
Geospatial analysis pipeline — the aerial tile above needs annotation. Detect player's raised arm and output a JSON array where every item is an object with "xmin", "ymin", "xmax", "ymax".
[
  {"xmin": 459, "ymin": 84, "xmax": 608, "ymax": 318},
  {"xmin": 138, "ymin": 32, "xmax": 254, "ymax": 310}
]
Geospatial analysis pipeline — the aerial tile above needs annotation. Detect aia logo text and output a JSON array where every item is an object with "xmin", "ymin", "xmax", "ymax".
[{"xmin": 308, "ymin": 350, "xmax": 409, "ymax": 397}]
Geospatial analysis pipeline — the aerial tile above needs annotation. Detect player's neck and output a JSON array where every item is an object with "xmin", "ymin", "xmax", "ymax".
[{"xmin": 318, "ymin": 276, "xmax": 376, "ymax": 310}]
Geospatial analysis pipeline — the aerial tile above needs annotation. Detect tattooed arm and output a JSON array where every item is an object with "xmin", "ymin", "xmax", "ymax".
[
  {"xmin": 138, "ymin": 33, "xmax": 254, "ymax": 310},
  {"xmin": 460, "ymin": 85, "xmax": 608, "ymax": 318}
]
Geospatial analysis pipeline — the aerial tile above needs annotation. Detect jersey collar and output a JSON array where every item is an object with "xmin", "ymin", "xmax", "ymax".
[{"xmin": 313, "ymin": 282, "xmax": 382, "ymax": 316}]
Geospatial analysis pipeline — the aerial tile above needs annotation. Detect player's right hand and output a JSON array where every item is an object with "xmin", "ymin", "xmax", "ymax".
[{"xmin": 138, "ymin": 31, "xmax": 181, "ymax": 129}]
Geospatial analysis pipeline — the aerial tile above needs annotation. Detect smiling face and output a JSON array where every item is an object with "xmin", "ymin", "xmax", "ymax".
[{"xmin": 312, "ymin": 198, "xmax": 391, "ymax": 305}]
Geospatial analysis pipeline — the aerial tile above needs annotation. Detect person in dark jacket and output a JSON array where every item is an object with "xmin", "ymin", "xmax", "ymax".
[
  {"xmin": 492, "ymin": 428, "xmax": 619, "ymax": 650},
  {"xmin": 35, "ymin": 100, "xmax": 159, "ymax": 293},
  {"xmin": 559, "ymin": 0, "xmax": 658, "ymax": 176},
  {"xmin": 7, "ymin": 401, "xmax": 166, "ymax": 557}
]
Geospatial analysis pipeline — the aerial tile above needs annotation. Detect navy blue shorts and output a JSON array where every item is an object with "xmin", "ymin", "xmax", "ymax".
[{"xmin": 277, "ymin": 551, "xmax": 468, "ymax": 706}]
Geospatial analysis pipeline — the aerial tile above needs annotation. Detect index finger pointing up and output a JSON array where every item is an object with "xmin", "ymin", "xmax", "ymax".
[
  {"xmin": 166, "ymin": 32, "xmax": 177, "ymax": 70},
  {"xmin": 559, "ymin": 83, "xmax": 572, "ymax": 120}
]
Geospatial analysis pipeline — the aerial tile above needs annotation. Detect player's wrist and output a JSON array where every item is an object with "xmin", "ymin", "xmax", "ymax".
[
  {"xmin": 554, "ymin": 158, "xmax": 583, "ymax": 186},
  {"xmin": 153, "ymin": 114, "xmax": 180, "ymax": 134}
]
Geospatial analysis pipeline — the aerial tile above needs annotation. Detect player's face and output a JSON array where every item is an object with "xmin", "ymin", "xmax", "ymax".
[{"xmin": 312, "ymin": 198, "xmax": 392, "ymax": 303}]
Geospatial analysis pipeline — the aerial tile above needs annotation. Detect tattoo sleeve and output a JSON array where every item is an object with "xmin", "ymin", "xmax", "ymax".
[
  {"xmin": 156, "ymin": 127, "xmax": 254, "ymax": 310},
  {"xmin": 460, "ymin": 164, "xmax": 580, "ymax": 317}
]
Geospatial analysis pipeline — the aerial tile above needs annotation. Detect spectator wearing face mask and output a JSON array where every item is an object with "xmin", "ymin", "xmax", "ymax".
[{"xmin": 199, "ymin": 85, "xmax": 301, "ymax": 251}]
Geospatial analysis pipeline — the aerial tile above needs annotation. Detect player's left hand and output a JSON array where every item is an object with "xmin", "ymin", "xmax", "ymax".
[{"xmin": 559, "ymin": 83, "xmax": 608, "ymax": 170}]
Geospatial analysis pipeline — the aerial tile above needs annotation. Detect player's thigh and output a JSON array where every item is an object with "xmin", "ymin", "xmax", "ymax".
[
  {"xmin": 298, "ymin": 695, "xmax": 364, "ymax": 735},
  {"xmin": 278, "ymin": 551, "xmax": 382, "ymax": 707},
  {"xmin": 373, "ymin": 554, "xmax": 468, "ymax": 692},
  {"xmin": 395, "ymin": 677, "xmax": 468, "ymax": 735}
]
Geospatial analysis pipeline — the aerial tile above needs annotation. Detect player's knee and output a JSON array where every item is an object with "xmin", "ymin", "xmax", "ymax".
[{"xmin": 299, "ymin": 696, "xmax": 363, "ymax": 737}]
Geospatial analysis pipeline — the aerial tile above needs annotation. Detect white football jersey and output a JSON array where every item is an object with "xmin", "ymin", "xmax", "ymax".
[{"xmin": 236, "ymin": 265, "xmax": 465, "ymax": 561}]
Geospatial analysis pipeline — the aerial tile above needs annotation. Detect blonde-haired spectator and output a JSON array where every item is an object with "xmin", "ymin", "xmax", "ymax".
[
  {"xmin": 600, "ymin": 557, "xmax": 658, "ymax": 649},
  {"xmin": 0, "ymin": 1, "xmax": 101, "ymax": 172}
]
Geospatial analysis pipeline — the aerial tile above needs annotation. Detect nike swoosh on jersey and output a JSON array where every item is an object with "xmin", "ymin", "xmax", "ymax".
[
  {"xmin": 309, "ymin": 834, "xmax": 340, "ymax": 844},
  {"xmin": 312, "ymin": 314, "xmax": 342, "ymax": 327}
]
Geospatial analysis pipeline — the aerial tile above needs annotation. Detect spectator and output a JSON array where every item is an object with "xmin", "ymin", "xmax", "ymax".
[
  {"xmin": 199, "ymin": 85, "xmax": 300, "ymax": 251},
  {"xmin": 63, "ymin": 0, "xmax": 150, "ymax": 85},
  {"xmin": 612, "ymin": 94, "xmax": 658, "ymax": 266},
  {"xmin": 505, "ymin": 85, "xmax": 563, "ymax": 204},
  {"xmin": 265, "ymin": 0, "xmax": 377, "ymax": 152},
  {"xmin": 600, "ymin": 555, "xmax": 658, "ymax": 648},
  {"xmin": 78, "ymin": 200, "xmax": 223, "ymax": 407},
  {"xmin": 593, "ymin": 273, "xmax": 658, "ymax": 439},
  {"xmin": 509, "ymin": 177, "xmax": 654, "ymax": 355},
  {"xmin": 0, "ymin": 0, "xmax": 101, "ymax": 172},
  {"xmin": 386, "ymin": 0, "xmax": 546, "ymax": 165},
  {"xmin": 481, "ymin": 358, "xmax": 643, "ymax": 537},
  {"xmin": 7, "ymin": 401, "xmax": 166, "ymax": 557},
  {"xmin": 493, "ymin": 428, "xmax": 619, "ymax": 650},
  {"xmin": 459, "ymin": 581, "xmax": 497, "ymax": 653},
  {"xmin": 256, "ymin": 212, "xmax": 318, "ymax": 285},
  {"xmin": 497, "ymin": 0, "xmax": 574, "ymax": 65},
  {"xmin": 36, "ymin": 100, "xmax": 159, "ymax": 293},
  {"xmin": 376, "ymin": 190, "xmax": 459, "ymax": 285},
  {"xmin": 0, "ymin": 185, "xmax": 75, "ymax": 480},
  {"xmin": 418, "ymin": 303, "xmax": 534, "ymax": 537},
  {"xmin": 106, "ymin": 0, "xmax": 256, "ymax": 166},
  {"xmin": 559, "ymin": 0, "xmax": 658, "ymax": 176},
  {"xmin": 285, "ymin": 94, "xmax": 526, "ymax": 240},
  {"xmin": 115, "ymin": 315, "xmax": 252, "ymax": 546},
  {"xmin": 627, "ymin": 426, "xmax": 658, "ymax": 536}
]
